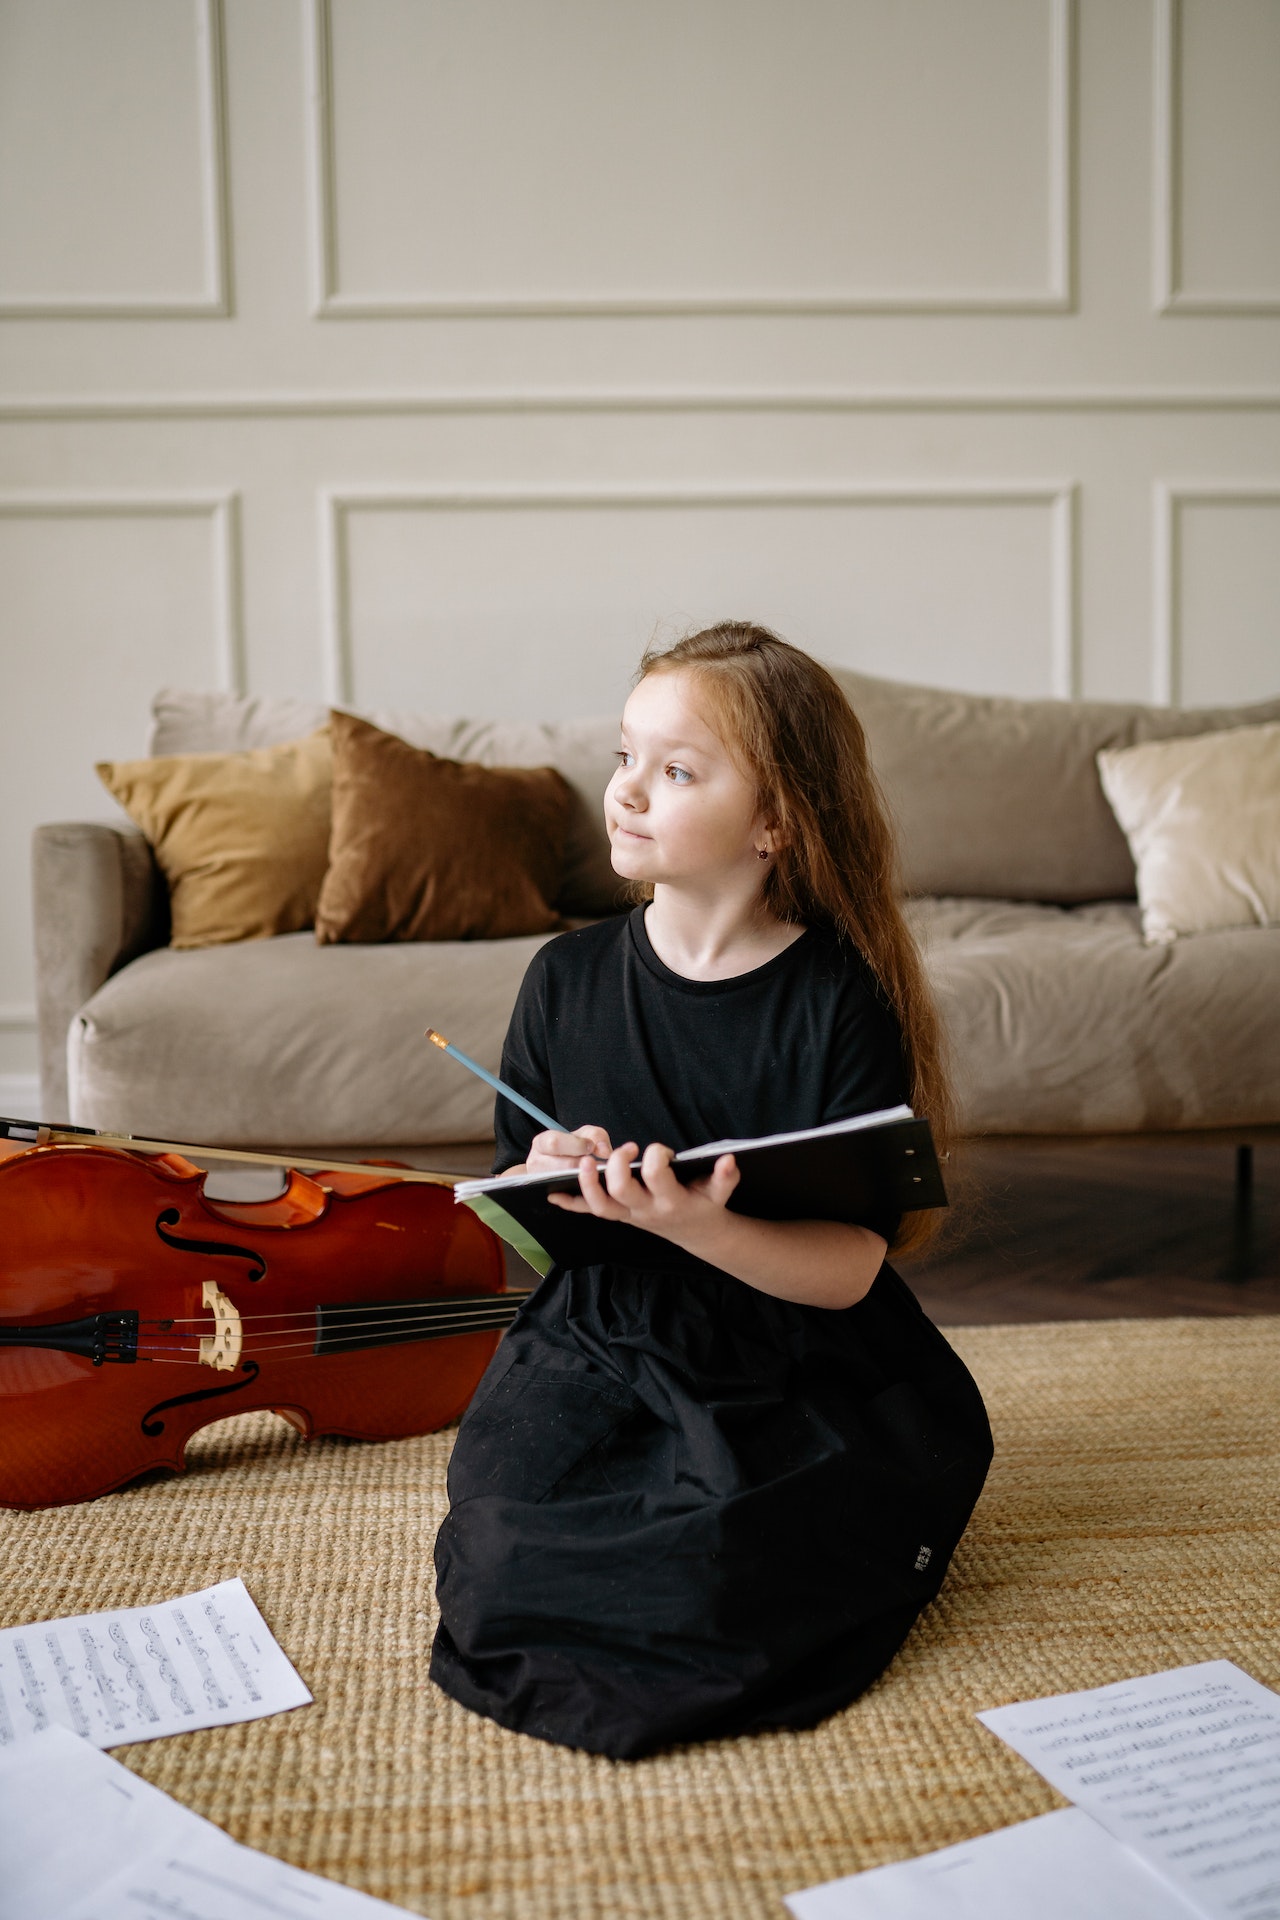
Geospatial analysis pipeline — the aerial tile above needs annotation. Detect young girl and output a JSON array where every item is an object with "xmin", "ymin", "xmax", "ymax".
[{"xmin": 430, "ymin": 622, "xmax": 992, "ymax": 1759}]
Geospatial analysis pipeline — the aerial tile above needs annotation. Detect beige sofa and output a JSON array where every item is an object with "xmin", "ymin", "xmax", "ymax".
[{"xmin": 33, "ymin": 671, "xmax": 1280, "ymax": 1153}]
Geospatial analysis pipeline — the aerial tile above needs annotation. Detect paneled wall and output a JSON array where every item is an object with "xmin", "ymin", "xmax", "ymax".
[{"xmin": 1, "ymin": 0, "xmax": 1278, "ymax": 1101}]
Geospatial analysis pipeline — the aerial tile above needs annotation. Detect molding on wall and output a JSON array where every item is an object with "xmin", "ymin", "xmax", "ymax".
[
  {"xmin": 1153, "ymin": 0, "xmax": 1280, "ymax": 317},
  {"xmin": 3, "ymin": 387, "xmax": 1278, "ymax": 422},
  {"xmin": 320, "ymin": 479, "xmax": 1079, "ymax": 706},
  {"xmin": 0, "ymin": 491, "xmax": 245, "ymax": 695},
  {"xmin": 0, "ymin": 0, "xmax": 230, "ymax": 320},
  {"xmin": 0, "ymin": 1005, "xmax": 36, "ymax": 1035},
  {"xmin": 1153, "ymin": 480, "xmax": 1280, "ymax": 704},
  {"xmin": 305, "ymin": 0, "xmax": 1076, "ymax": 318}
]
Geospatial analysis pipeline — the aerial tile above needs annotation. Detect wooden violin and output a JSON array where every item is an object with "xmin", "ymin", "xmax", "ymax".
[{"xmin": 0, "ymin": 1118, "xmax": 528, "ymax": 1511}]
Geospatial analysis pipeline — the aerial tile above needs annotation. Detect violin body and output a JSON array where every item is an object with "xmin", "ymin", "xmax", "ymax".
[{"xmin": 0, "ymin": 1138, "xmax": 513, "ymax": 1511}]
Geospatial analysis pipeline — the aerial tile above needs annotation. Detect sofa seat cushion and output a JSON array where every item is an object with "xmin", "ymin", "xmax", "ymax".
[
  {"xmin": 908, "ymin": 898, "xmax": 1280, "ymax": 1133},
  {"xmin": 68, "ymin": 930, "xmax": 559, "ymax": 1148},
  {"xmin": 68, "ymin": 912, "xmax": 1280, "ymax": 1150}
]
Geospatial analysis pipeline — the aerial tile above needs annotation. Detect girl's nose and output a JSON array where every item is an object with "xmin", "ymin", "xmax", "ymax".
[{"xmin": 612, "ymin": 769, "xmax": 645, "ymax": 811}]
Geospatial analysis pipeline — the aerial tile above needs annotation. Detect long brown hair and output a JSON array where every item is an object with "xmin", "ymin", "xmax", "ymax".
[{"xmin": 632, "ymin": 621, "xmax": 954, "ymax": 1255}]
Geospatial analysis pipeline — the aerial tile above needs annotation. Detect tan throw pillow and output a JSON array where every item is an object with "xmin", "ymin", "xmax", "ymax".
[
  {"xmin": 1096, "ymin": 722, "xmax": 1280, "ymax": 944},
  {"xmin": 315, "ymin": 710, "xmax": 571, "ymax": 943},
  {"xmin": 151, "ymin": 689, "xmax": 625, "ymax": 918},
  {"xmin": 97, "ymin": 730, "xmax": 333, "ymax": 949}
]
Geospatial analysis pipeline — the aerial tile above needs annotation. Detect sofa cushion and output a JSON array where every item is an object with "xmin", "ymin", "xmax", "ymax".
[
  {"xmin": 68, "ymin": 910, "xmax": 1280, "ymax": 1146},
  {"xmin": 907, "ymin": 897, "xmax": 1280, "ymax": 1133},
  {"xmin": 155, "ymin": 681, "xmax": 1280, "ymax": 912},
  {"xmin": 68, "ymin": 930, "xmax": 556, "ymax": 1147},
  {"xmin": 151, "ymin": 690, "xmax": 624, "ymax": 919},
  {"xmin": 1097, "ymin": 722, "xmax": 1280, "ymax": 945},
  {"xmin": 832, "ymin": 668, "xmax": 1280, "ymax": 903},
  {"xmin": 315, "ymin": 711, "xmax": 572, "ymax": 944},
  {"xmin": 96, "ymin": 730, "xmax": 333, "ymax": 949}
]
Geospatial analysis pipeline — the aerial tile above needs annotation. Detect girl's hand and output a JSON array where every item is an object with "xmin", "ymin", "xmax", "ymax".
[
  {"xmin": 523, "ymin": 1125, "xmax": 613, "ymax": 1178},
  {"xmin": 548, "ymin": 1138, "xmax": 740, "ymax": 1245}
]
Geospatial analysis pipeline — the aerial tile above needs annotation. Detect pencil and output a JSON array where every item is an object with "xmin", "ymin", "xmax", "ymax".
[{"xmin": 425, "ymin": 1029, "xmax": 563, "ymax": 1135}]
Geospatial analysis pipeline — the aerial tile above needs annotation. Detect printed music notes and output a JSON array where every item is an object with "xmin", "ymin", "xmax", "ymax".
[
  {"xmin": 0, "ymin": 1724, "xmax": 415, "ymax": 1919},
  {"xmin": 788, "ymin": 1660, "xmax": 1280, "ymax": 1920},
  {"xmin": 979, "ymin": 1661, "xmax": 1280, "ymax": 1920},
  {"xmin": 0, "ymin": 1576, "xmax": 310, "ymax": 1748}
]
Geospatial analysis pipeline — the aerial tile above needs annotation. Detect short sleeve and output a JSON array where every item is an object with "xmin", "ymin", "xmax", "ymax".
[
  {"xmin": 492, "ymin": 950, "xmax": 557, "ymax": 1175},
  {"xmin": 822, "ymin": 956, "xmax": 912, "ymax": 1245}
]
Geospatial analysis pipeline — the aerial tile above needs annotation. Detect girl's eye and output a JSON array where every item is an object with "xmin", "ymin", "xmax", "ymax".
[
  {"xmin": 615, "ymin": 750, "xmax": 634, "ymax": 767},
  {"xmin": 666, "ymin": 764, "xmax": 692, "ymax": 785}
]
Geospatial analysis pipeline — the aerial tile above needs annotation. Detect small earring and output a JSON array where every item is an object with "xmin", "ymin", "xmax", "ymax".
[{"xmin": 758, "ymin": 847, "xmax": 769, "ymax": 861}]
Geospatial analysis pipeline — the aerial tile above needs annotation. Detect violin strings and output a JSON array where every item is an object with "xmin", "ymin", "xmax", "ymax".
[
  {"xmin": 131, "ymin": 1303, "xmax": 522, "ymax": 1362},
  {"xmin": 135, "ymin": 1317, "xmax": 519, "ymax": 1363},
  {"xmin": 138, "ymin": 1293, "xmax": 530, "ymax": 1330},
  {"xmin": 141, "ymin": 1305, "xmax": 524, "ymax": 1341}
]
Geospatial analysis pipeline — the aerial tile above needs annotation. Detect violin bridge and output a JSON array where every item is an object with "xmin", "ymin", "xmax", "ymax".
[{"xmin": 197, "ymin": 1281, "xmax": 244, "ymax": 1372}]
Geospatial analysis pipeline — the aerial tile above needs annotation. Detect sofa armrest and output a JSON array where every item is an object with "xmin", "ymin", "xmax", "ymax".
[{"xmin": 32, "ymin": 823, "xmax": 167, "ymax": 1120}]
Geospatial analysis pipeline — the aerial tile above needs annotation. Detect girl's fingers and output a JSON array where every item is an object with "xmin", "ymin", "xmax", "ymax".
[
  {"xmin": 690, "ymin": 1154, "xmax": 740, "ymax": 1207},
  {"xmin": 640, "ymin": 1141, "xmax": 678, "ymax": 1192},
  {"xmin": 577, "ymin": 1153, "xmax": 630, "ymax": 1220},
  {"xmin": 602, "ymin": 1143, "xmax": 640, "ymax": 1204},
  {"xmin": 708, "ymin": 1152, "xmax": 740, "ymax": 1204},
  {"xmin": 532, "ymin": 1128, "xmax": 608, "ymax": 1162}
]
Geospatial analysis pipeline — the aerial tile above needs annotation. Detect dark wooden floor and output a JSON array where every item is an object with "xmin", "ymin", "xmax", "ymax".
[{"xmin": 898, "ymin": 1137, "xmax": 1280, "ymax": 1324}]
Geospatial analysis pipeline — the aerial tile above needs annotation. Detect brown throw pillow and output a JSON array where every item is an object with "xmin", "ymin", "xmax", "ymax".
[
  {"xmin": 315, "ymin": 710, "xmax": 572, "ymax": 943},
  {"xmin": 97, "ymin": 729, "xmax": 333, "ymax": 949}
]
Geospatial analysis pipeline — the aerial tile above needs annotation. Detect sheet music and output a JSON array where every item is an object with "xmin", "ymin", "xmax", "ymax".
[
  {"xmin": 979, "ymin": 1661, "xmax": 1280, "ymax": 1920},
  {"xmin": 0, "ymin": 1724, "xmax": 416, "ymax": 1919},
  {"xmin": 0, "ymin": 1576, "xmax": 311, "ymax": 1748},
  {"xmin": 785, "ymin": 1808, "xmax": 1199, "ymax": 1918}
]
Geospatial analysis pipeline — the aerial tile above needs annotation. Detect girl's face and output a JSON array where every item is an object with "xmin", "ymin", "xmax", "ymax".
[{"xmin": 605, "ymin": 669, "xmax": 769, "ymax": 889}]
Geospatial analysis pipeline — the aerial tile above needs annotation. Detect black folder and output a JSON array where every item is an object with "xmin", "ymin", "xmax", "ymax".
[{"xmin": 454, "ymin": 1105, "xmax": 946, "ymax": 1275}]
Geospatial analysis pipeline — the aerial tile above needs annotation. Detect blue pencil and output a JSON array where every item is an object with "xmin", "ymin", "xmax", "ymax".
[{"xmin": 425, "ymin": 1028, "xmax": 563, "ymax": 1136}]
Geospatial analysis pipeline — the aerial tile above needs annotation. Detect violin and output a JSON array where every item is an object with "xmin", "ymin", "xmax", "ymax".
[{"xmin": 0, "ymin": 1119, "xmax": 527, "ymax": 1511}]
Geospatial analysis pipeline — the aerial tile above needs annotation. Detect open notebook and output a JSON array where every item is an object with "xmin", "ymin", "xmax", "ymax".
[{"xmin": 455, "ymin": 1105, "xmax": 945, "ymax": 1276}]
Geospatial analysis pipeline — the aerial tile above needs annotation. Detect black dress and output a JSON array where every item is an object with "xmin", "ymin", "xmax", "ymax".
[{"xmin": 430, "ymin": 909, "xmax": 992, "ymax": 1759}]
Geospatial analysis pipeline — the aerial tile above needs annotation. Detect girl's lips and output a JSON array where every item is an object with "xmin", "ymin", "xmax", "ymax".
[{"xmin": 615, "ymin": 826, "xmax": 652, "ymax": 842}]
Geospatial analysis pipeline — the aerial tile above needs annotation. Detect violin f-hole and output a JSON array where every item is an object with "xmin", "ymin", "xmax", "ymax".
[
  {"xmin": 140, "ymin": 1361, "xmax": 261, "ymax": 1437},
  {"xmin": 154, "ymin": 1208, "xmax": 266, "ymax": 1282}
]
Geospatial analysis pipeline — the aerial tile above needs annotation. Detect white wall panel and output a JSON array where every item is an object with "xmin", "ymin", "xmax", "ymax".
[
  {"xmin": 326, "ymin": 487, "xmax": 1075, "ymax": 717},
  {"xmin": 0, "ymin": 0, "xmax": 228, "ymax": 316},
  {"xmin": 1157, "ymin": 0, "xmax": 1280, "ymax": 313},
  {"xmin": 0, "ymin": 0, "xmax": 1278, "ymax": 1089},
  {"xmin": 0, "ymin": 497, "xmax": 239, "ymax": 1071},
  {"xmin": 1155, "ymin": 486, "xmax": 1280, "ymax": 703},
  {"xmin": 310, "ymin": 0, "xmax": 1072, "ymax": 314}
]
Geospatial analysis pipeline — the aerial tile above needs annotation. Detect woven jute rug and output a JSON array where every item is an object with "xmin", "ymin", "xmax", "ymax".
[{"xmin": 4, "ymin": 1316, "xmax": 1278, "ymax": 1918}]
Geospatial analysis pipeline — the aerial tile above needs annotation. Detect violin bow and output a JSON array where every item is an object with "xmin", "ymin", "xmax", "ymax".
[{"xmin": 0, "ymin": 1118, "xmax": 460, "ymax": 1188}]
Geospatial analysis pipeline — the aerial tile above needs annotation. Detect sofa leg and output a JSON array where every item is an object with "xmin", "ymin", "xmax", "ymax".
[
  {"xmin": 1225, "ymin": 1144, "xmax": 1255, "ymax": 1283},
  {"xmin": 1236, "ymin": 1143, "xmax": 1254, "ymax": 1201}
]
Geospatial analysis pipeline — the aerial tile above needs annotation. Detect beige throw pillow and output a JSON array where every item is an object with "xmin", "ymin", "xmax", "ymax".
[
  {"xmin": 1096, "ymin": 723, "xmax": 1280, "ymax": 944},
  {"xmin": 97, "ymin": 729, "xmax": 333, "ymax": 949}
]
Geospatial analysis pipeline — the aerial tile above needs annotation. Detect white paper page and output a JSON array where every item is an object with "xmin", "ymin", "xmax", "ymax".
[
  {"xmin": 0, "ymin": 1723, "xmax": 226, "ymax": 1920},
  {"xmin": 63, "ymin": 1824, "xmax": 420, "ymax": 1919},
  {"xmin": 0, "ymin": 1576, "xmax": 311, "ymax": 1748},
  {"xmin": 786, "ymin": 1807, "xmax": 1199, "ymax": 1920},
  {"xmin": 979, "ymin": 1661, "xmax": 1280, "ymax": 1920},
  {"xmin": 0, "ymin": 1724, "xmax": 418, "ymax": 1920}
]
